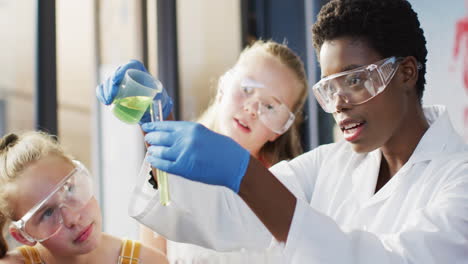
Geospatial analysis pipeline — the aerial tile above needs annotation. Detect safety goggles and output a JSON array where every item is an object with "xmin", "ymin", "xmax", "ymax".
[
  {"xmin": 221, "ymin": 71, "xmax": 295, "ymax": 134},
  {"xmin": 10, "ymin": 160, "xmax": 94, "ymax": 242},
  {"xmin": 312, "ymin": 56, "xmax": 404, "ymax": 113}
]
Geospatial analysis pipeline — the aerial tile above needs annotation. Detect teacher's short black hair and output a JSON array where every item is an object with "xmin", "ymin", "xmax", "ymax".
[{"xmin": 312, "ymin": 0, "xmax": 427, "ymax": 101}]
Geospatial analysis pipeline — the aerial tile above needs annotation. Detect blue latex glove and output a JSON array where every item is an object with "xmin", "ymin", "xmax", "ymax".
[
  {"xmin": 96, "ymin": 59, "xmax": 173, "ymax": 122},
  {"xmin": 142, "ymin": 121, "xmax": 251, "ymax": 193}
]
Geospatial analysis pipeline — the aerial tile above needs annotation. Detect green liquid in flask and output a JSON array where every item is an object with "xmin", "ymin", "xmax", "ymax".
[{"xmin": 112, "ymin": 96, "xmax": 153, "ymax": 124}]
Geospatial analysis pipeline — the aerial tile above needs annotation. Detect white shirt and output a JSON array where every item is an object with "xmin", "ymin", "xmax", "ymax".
[{"xmin": 131, "ymin": 105, "xmax": 468, "ymax": 263}]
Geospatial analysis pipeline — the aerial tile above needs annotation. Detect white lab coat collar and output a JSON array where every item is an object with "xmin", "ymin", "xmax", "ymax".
[
  {"xmin": 350, "ymin": 105, "xmax": 460, "ymax": 208},
  {"xmin": 408, "ymin": 105, "xmax": 464, "ymax": 163}
]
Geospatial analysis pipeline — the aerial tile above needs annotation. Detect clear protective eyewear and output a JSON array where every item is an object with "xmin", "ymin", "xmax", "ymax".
[
  {"xmin": 10, "ymin": 160, "xmax": 94, "ymax": 242},
  {"xmin": 221, "ymin": 71, "xmax": 295, "ymax": 134},
  {"xmin": 312, "ymin": 56, "xmax": 408, "ymax": 113}
]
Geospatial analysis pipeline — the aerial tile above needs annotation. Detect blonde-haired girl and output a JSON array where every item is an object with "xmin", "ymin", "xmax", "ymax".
[{"xmin": 0, "ymin": 131, "xmax": 167, "ymax": 264}]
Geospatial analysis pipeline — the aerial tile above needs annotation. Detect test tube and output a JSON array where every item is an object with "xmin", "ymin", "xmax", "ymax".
[{"xmin": 150, "ymin": 100, "xmax": 170, "ymax": 206}]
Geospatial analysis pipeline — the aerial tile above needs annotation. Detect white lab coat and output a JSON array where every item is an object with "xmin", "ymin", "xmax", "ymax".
[
  {"xmin": 130, "ymin": 105, "xmax": 468, "ymax": 263},
  {"xmin": 165, "ymin": 239, "xmax": 285, "ymax": 264}
]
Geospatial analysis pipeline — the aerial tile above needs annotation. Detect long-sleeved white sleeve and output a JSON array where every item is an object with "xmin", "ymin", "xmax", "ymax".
[{"xmin": 129, "ymin": 161, "xmax": 272, "ymax": 251}]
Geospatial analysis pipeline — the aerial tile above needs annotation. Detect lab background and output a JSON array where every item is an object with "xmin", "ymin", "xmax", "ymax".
[{"xmin": 1, "ymin": 0, "xmax": 466, "ymax": 245}]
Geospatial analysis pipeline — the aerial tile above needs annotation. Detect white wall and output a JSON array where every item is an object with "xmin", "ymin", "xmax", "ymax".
[
  {"xmin": 0, "ymin": 1, "xmax": 35, "ymax": 131},
  {"xmin": 57, "ymin": 0, "xmax": 96, "ymax": 170},
  {"xmin": 177, "ymin": 0, "xmax": 242, "ymax": 121},
  {"xmin": 411, "ymin": 0, "xmax": 468, "ymax": 141}
]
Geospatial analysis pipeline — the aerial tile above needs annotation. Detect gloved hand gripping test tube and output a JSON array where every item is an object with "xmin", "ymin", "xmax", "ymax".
[{"xmin": 150, "ymin": 100, "xmax": 170, "ymax": 206}]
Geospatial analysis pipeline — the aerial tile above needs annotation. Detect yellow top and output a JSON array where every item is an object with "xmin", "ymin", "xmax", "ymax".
[
  {"xmin": 118, "ymin": 239, "xmax": 142, "ymax": 264},
  {"xmin": 17, "ymin": 245, "xmax": 42, "ymax": 264},
  {"xmin": 17, "ymin": 239, "xmax": 142, "ymax": 264}
]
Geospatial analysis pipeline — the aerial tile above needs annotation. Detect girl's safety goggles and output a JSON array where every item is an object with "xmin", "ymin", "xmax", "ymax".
[
  {"xmin": 221, "ymin": 70, "xmax": 295, "ymax": 134},
  {"xmin": 312, "ymin": 57, "xmax": 412, "ymax": 113},
  {"xmin": 10, "ymin": 160, "xmax": 94, "ymax": 242}
]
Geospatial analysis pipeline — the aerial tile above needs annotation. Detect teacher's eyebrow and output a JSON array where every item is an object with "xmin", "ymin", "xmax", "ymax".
[{"xmin": 321, "ymin": 64, "xmax": 364, "ymax": 78}]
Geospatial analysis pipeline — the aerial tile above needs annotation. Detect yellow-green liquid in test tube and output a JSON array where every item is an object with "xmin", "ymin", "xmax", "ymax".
[{"xmin": 150, "ymin": 100, "xmax": 170, "ymax": 206}]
